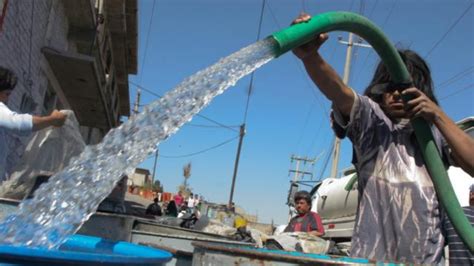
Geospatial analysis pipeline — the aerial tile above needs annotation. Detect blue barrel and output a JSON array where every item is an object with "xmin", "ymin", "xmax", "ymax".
[{"xmin": 0, "ymin": 234, "xmax": 172, "ymax": 265}]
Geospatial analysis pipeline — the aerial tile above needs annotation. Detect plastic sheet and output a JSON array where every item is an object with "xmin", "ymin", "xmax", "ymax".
[{"xmin": 0, "ymin": 111, "xmax": 85, "ymax": 199}]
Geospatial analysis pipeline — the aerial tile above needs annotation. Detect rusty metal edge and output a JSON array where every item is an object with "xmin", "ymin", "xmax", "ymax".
[{"xmin": 191, "ymin": 242, "xmax": 372, "ymax": 265}]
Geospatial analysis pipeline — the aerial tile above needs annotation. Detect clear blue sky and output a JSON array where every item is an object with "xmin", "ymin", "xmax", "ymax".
[{"xmin": 129, "ymin": 0, "xmax": 474, "ymax": 225}]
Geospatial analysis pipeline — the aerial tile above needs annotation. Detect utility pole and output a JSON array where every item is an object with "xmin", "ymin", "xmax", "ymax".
[
  {"xmin": 289, "ymin": 155, "xmax": 317, "ymax": 183},
  {"xmin": 133, "ymin": 89, "xmax": 141, "ymax": 116},
  {"xmin": 151, "ymin": 148, "xmax": 159, "ymax": 185},
  {"xmin": 228, "ymin": 124, "xmax": 246, "ymax": 209},
  {"xmin": 330, "ymin": 33, "xmax": 372, "ymax": 178},
  {"xmin": 287, "ymin": 154, "xmax": 320, "ymax": 221}
]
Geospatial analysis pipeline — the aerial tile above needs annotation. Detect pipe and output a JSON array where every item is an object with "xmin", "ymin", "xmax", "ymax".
[
  {"xmin": 270, "ymin": 11, "xmax": 474, "ymax": 252},
  {"xmin": 344, "ymin": 174, "xmax": 358, "ymax": 192}
]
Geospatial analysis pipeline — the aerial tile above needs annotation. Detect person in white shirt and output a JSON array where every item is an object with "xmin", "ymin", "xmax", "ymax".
[
  {"xmin": 193, "ymin": 194, "xmax": 200, "ymax": 206},
  {"xmin": 0, "ymin": 67, "xmax": 67, "ymax": 182},
  {"xmin": 187, "ymin": 193, "xmax": 196, "ymax": 209}
]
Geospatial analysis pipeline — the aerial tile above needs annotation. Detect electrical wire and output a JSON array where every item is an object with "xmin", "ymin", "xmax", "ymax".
[
  {"xmin": 437, "ymin": 66, "xmax": 474, "ymax": 90},
  {"xmin": 266, "ymin": 2, "xmax": 329, "ymax": 117},
  {"xmin": 186, "ymin": 123, "xmax": 240, "ymax": 129},
  {"xmin": 425, "ymin": 2, "xmax": 473, "ymax": 58},
  {"xmin": 348, "ymin": 0, "xmax": 366, "ymax": 86},
  {"xmin": 317, "ymin": 138, "xmax": 335, "ymax": 181},
  {"xmin": 304, "ymin": 115, "xmax": 325, "ymax": 156},
  {"xmin": 138, "ymin": 0, "xmax": 156, "ymax": 84},
  {"xmin": 243, "ymin": 0, "xmax": 266, "ymax": 123},
  {"xmin": 129, "ymin": 81, "xmax": 239, "ymax": 133},
  {"xmin": 294, "ymin": 103, "xmax": 315, "ymax": 153},
  {"xmin": 294, "ymin": 47, "xmax": 337, "ymax": 154},
  {"xmin": 359, "ymin": 0, "xmax": 366, "ymax": 16},
  {"xmin": 440, "ymin": 83, "xmax": 474, "ymax": 100},
  {"xmin": 266, "ymin": 1, "xmax": 331, "ymax": 160},
  {"xmin": 367, "ymin": 0, "xmax": 379, "ymax": 19},
  {"xmin": 348, "ymin": 0, "xmax": 355, "ymax": 12},
  {"xmin": 159, "ymin": 136, "xmax": 239, "ymax": 158},
  {"xmin": 351, "ymin": 0, "xmax": 398, "ymax": 88},
  {"xmin": 266, "ymin": 2, "xmax": 282, "ymax": 31}
]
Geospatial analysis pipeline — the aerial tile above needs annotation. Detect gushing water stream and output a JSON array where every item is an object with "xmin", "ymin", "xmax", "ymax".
[{"xmin": 0, "ymin": 38, "xmax": 277, "ymax": 249}]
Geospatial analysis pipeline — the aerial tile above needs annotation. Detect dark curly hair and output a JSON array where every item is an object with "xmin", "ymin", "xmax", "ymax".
[
  {"xmin": 294, "ymin": 190, "xmax": 312, "ymax": 206},
  {"xmin": 0, "ymin": 66, "xmax": 17, "ymax": 92},
  {"xmin": 363, "ymin": 50, "xmax": 438, "ymax": 105}
]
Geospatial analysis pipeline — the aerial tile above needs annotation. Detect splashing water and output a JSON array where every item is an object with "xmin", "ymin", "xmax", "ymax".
[{"xmin": 0, "ymin": 38, "xmax": 277, "ymax": 249}]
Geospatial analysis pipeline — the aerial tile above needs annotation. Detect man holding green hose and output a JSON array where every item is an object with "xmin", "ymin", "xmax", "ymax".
[{"xmin": 292, "ymin": 13, "xmax": 474, "ymax": 264}]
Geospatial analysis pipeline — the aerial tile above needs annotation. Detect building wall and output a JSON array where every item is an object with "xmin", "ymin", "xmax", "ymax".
[
  {"xmin": 128, "ymin": 172, "xmax": 151, "ymax": 188},
  {"xmin": 0, "ymin": 0, "xmax": 136, "ymax": 178},
  {"xmin": 0, "ymin": 0, "xmax": 74, "ymax": 174},
  {"xmin": 0, "ymin": 0, "xmax": 72, "ymax": 113}
]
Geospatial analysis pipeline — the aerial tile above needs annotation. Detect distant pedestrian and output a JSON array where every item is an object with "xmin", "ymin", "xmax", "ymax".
[
  {"xmin": 165, "ymin": 200, "xmax": 178, "ymax": 217},
  {"xmin": 284, "ymin": 190, "xmax": 324, "ymax": 237},
  {"xmin": 173, "ymin": 191, "xmax": 184, "ymax": 207},
  {"xmin": 187, "ymin": 193, "xmax": 197, "ymax": 210},
  {"xmin": 0, "ymin": 67, "xmax": 67, "ymax": 182},
  {"xmin": 194, "ymin": 194, "xmax": 200, "ymax": 205},
  {"xmin": 145, "ymin": 198, "xmax": 162, "ymax": 216}
]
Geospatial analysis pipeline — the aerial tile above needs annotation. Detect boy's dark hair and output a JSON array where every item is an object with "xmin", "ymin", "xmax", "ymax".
[
  {"xmin": 0, "ymin": 67, "xmax": 17, "ymax": 92},
  {"xmin": 294, "ymin": 190, "xmax": 312, "ymax": 206},
  {"xmin": 364, "ymin": 50, "xmax": 438, "ymax": 105}
]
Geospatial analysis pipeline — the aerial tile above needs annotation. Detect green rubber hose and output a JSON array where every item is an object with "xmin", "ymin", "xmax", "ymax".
[
  {"xmin": 270, "ymin": 11, "xmax": 474, "ymax": 252},
  {"xmin": 344, "ymin": 174, "xmax": 358, "ymax": 192}
]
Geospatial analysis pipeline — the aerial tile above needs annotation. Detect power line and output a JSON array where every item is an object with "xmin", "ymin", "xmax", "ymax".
[
  {"xmin": 367, "ymin": 0, "xmax": 379, "ymax": 19},
  {"xmin": 425, "ymin": 2, "xmax": 473, "ymax": 58},
  {"xmin": 440, "ymin": 83, "xmax": 474, "ymax": 100},
  {"xmin": 266, "ymin": 2, "xmax": 282, "ymax": 29},
  {"xmin": 266, "ymin": 2, "xmax": 329, "ymax": 117},
  {"xmin": 317, "ymin": 138, "xmax": 335, "ymax": 181},
  {"xmin": 351, "ymin": 0, "xmax": 398, "ymax": 87},
  {"xmin": 348, "ymin": 0, "xmax": 355, "ymax": 12},
  {"xmin": 305, "ymin": 115, "xmax": 325, "ymax": 156},
  {"xmin": 129, "ymin": 81, "xmax": 238, "ymax": 133},
  {"xmin": 380, "ymin": 0, "xmax": 398, "ymax": 28},
  {"xmin": 437, "ymin": 66, "xmax": 474, "ymax": 90},
  {"xmin": 186, "ymin": 123, "xmax": 240, "ymax": 129},
  {"xmin": 294, "ymin": 45, "xmax": 337, "ymax": 154},
  {"xmin": 348, "ymin": 1, "xmax": 366, "ymax": 85},
  {"xmin": 243, "ymin": 0, "xmax": 266, "ymax": 123},
  {"xmin": 294, "ymin": 62, "xmax": 330, "ymax": 117},
  {"xmin": 194, "ymin": 115, "xmax": 239, "ymax": 133},
  {"xmin": 159, "ymin": 136, "xmax": 239, "ymax": 158},
  {"xmin": 294, "ymin": 103, "xmax": 315, "ymax": 153},
  {"xmin": 266, "ymin": 0, "xmax": 331, "ymax": 157},
  {"xmin": 138, "ymin": 0, "xmax": 157, "ymax": 84},
  {"xmin": 327, "ymin": 43, "xmax": 339, "ymax": 63},
  {"xmin": 359, "ymin": 0, "xmax": 366, "ymax": 16},
  {"xmin": 301, "ymin": 0, "xmax": 307, "ymax": 13},
  {"xmin": 307, "ymin": 123, "xmax": 332, "ymax": 159}
]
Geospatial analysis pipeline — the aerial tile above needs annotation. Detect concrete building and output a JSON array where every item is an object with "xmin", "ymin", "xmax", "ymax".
[
  {"xmin": 0, "ymin": 0, "xmax": 137, "ymax": 172},
  {"xmin": 128, "ymin": 168, "xmax": 152, "ymax": 188}
]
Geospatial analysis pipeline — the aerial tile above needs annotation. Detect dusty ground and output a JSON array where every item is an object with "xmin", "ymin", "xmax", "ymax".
[{"xmin": 123, "ymin": 192, "xmax": 154, "ymax": 217}]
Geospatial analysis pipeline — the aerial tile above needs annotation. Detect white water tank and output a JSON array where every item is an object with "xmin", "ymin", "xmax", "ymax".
[{"xmin": 311, "ymin": 173, "xmax": 358, "ymax": 239}]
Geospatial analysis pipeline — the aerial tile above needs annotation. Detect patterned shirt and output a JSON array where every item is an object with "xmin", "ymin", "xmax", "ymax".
[
  {"xmin": 442, "ymin": 206, "xmax": 474, "ymax": 266},
  {"xmin": 284, "ymin": 211, "xmax": 325, "ymax": 235},
  {"xmin": 333, "ymin": 93, "xmax": 450, "ymax": 264}
]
